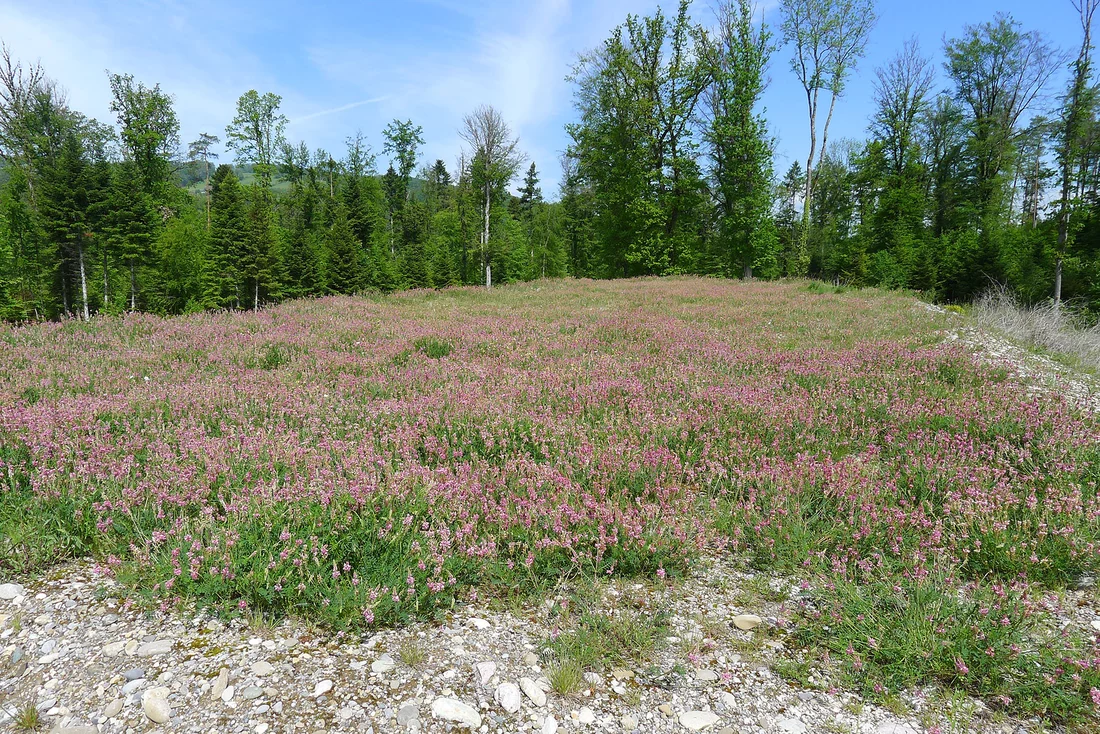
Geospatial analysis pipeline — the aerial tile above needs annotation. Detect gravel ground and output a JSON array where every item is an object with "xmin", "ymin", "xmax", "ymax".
[{"xmin": 2, "ymin": 305, "xmax": 1098, "ymax": 734}]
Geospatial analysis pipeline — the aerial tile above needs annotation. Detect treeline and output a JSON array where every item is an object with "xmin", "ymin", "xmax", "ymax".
[
  {"xmin": 0, "ymin": 58, "xmax": 567, "ymax": 320},
  {"xmin": 564, "ymin": 0, "xmax": 1100, "ymax": 316},
  {"xmin": 4, "ymin": 0, "xmax": 1100, "ymax": 321}
]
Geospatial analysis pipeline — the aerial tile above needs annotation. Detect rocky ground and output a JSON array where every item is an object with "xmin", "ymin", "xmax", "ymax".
[{"xmin": 2, "ymin": 306, "xmax": 1099, "ymax": 734}]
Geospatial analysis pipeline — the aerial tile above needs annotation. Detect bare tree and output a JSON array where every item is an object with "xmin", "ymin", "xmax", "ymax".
[
  {"xmin": 0, "ymin": 43, "xmax": 66, "ymax": 205},
  {"xmin": 871, "ymin": 38, "xmax": 935, "ymax": 175},
  {"xmin": 459, "ymin": 105, "xmax": 525, "ymax": 288},
  {"xmin": 781, "ymin": 0, "xmax": 877, "ymax": 274},
  {"xmin": 1056, "ymin": 0, "xmax": 1100, "ymax": 305}
]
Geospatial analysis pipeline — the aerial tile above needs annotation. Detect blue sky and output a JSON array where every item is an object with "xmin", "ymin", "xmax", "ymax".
[{"xmin": 0, "ymin": 0, "xmax": 1085, "ymax": 195}]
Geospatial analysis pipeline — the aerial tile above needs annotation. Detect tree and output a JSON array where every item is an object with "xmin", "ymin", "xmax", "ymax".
[
  {"xmin": 705, "ymin": 0, "xmax": 777, "ymax": 279},
  {"xmin": 325, "ymin": 203, "xmax": 361, "ymax": 295},
  {"xmin": 945, "ymin": 14, "xmax": 1059, "ymax": 226},
  {"xmin": 108, "ymin": 72, "xmax": 179, "ymax": 198},
  {"xmin": 567, "ymin": 0, "xmax": 710, "ymax": 277},
  {"xmin": 460, "ymin": 105, "xmax": 525, "ymax": 287},
  {"xmin": 1055, "ymin": 0, "xmax": 1100, "ymax": 304},
  {"xmin": 188, "ymin": 132, "xmax": 220, "ymax": 228},
  {"xmin": 518, "ymin": 162, "xmax": 543, "ymax": 219},
  {"xmin": 225, "ymin": 90, "xmax": 287, "ymax": 190},
  {"xmin": 382, "ymin": 119, "xmax": 424, "ymax": 204},
  {"xmin": 203, "ymin": 164, "xmax": 247, "ymax": 309},
  {"xmin": 780, "ymin": 0, "xmax": 877, "ymax": 275}
]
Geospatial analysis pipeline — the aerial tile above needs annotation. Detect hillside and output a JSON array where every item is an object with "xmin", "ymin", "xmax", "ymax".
[{"xmin": 1, "ymin": 278, "xmax": 1099, "ymax": 732}]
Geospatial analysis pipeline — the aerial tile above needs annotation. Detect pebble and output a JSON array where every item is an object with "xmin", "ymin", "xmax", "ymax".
[
  {"xmin": 136, "ymin": 639, "xmax": 174, "ymax": 656},
  {"xmin": 221, "ymin": 684, "xmax": 235, "ymax": 703},
  {"xmin": 53, "ymin": 728, "xmax": 98, "ymax": 734},
  {"xmin": 313, "ymin": 679, "xmax": 333, "ymax": 697},
  {"xmin": 123, "ymin": 667, "xmax": 145, "ymax": 681},
  {"xmin": 371, "ymin": 653, "xmax": 396, "ymax": 673},
  {"xmin": 680, "ymin": 711, "xmax": 721, "ymax": 731},
  {"xmin": 430, "ymin": 697, "xmax": 482, "ymax": 728},
  {"xmin": 102, "ymin": 640, "xmax": 126, "ymax": 656},
  {"xmin": 468, "ymin": 617, "xmax": 492, "ymax": 630},
  {"xmin": 778, "ymin": 719, "xmax": 808, "ymax": 734},
  {"xmin": 732, "ymin": 614, "xmax": 762, "ymax": 631},
  {"xmin": 255, "ymin": 725, "xmax": 269, "ymax": 734},
  {"xmin": 520, "ymin": 676, "xmax": 547, "ymax": 706},
  {"xmin": 578, "ymin": 706, "xmax": 595, "ymax": 724},
  {"xmin": 543, "ymin": 714, "xmax": 559, "ymax": 734},
  {"xmin": 241, "ymin": 686, "xmax": 264, "ymax": 700},
  {"xmin": 621, "ymin": 715, "xmax": 638, "ymax": 731},
  {"xmin": 1091, "ymin": 620, "xmax": 1100, "ymax": 632},
  {"xmin": 212, "ymin": 668, "xmax": 229, "ymax": 699},
  {"xmin": 476, "ymin": 661, "xmax": 497, "ymax": 685},
  {"xmin": 695, "ymin": 669, "xmax": 719, "ymax": 682},
  {"xmin": 252, "ymin": 660, "xmax": 275, "ymax": 677},
  {"xmin": 103, "ymin": 699, "xmax": 124, "ymax": 718},
  {"xmin": 142, "ymin": 694, "xmax": 171, "ymax": 724},
  {"xmin": 397, "ymin": 704, "xmax": 419, "ymax": 725},
  {"xmin": 0, "ymin": 583, "xmax": 23, "ymax": 600},
  {"xmin": 495, "ymin": 681, "xmax": 522, "ymax": 713},
  {"xmin": 523, "ymin": 651, "xmax": 539, "ymax": 666}
]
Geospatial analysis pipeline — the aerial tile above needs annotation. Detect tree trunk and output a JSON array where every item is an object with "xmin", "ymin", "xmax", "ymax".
[
  {"xmin": 103, "ymin": 248, "xmax": 108, "ymax": 307},
  {"xmin": 743, "ymin": 263, "xmax": 753, "ymax": 280},
  {"xmin": 255, "ymin": 279, "xmax": 260, "ymax": 311},
  {"xmin": 130, "ymin": 264, "xmax": 136, "ymax": 312},
  {"xmin": 485, "ymin": 264, "xmax": 492, "ymax": 290},
  {"xmin": 800, "ymin": 85, "xmax": 820, "ymax": 276},
  {"xmin": 483, "ymin": 182, "xmax": 492, "ymax": 287},
  {"xmin": 78, "ymin": 242, "xmax": 89, "ymax": 321}
]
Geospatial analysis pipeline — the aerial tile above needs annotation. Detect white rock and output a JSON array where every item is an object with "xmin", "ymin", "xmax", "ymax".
[
  {"xmin": 0, "ymin": 583, "xmax": 23, "ymax": 600},
  {"xmin": 221, "ymin": 685, "xmax": 235, "ymax": 703},
  {"xmin": 720, "ymin": 692, "xmax": 737, "ymax": 708},
  {"xmin": 476, "ymin": 661, "xmax": 497, "ymax": 685},
  {"xmin": 468, "ymin": 617, "xmax": 491, "ymax": 630},
  {"xmin": 252, "ymin": 660, "xmax": 275, "ymax": 677},
  {"xmin": 313, "ymin": 679, "xmax": 333, "ymax": 697},
  {"xmin": 371, "ymin": 654, "xmax": 396, "ymax": 674},
  {"xmin": 520, "ymin": 677, "xmax": 547, "ymax": 707},
  {"xmin": 255, "ymin": 725, "xmax": 269, "ymax": 734},
  {"xmin": 543, "ymin": 714, "xmax": 559, "ymax": 734},
  {"xmin": 101, "ymin": 641, "xmax": 126, "ymax": 656},
  {"xmin": 103, "ymin": 699, "xmax": 123, "ymax": 718},
  {"xmin": 495, "ymin": 682, "xmax": 522, "ymax": 713},
  {"xmin": 211, "ymin": 668, "xmax": 228, "ymax": 699},
  {"xmin": 142, "ymin": 696, "xmax": 171, "ymax": 724},
  {"xmin": 431, "ymin": 697, "xmax": 482, "ymax": 728},
  {"xmin": 136, "ymin": 639, "xmax": 173, "ymax": 657},
  {"xmin": 578, "ymin": 706, "xmax": 595, "ymax": 724},
  {"xmin": 778, "ymin": 719, "xmax": 807, "ymax": 734},
  {"xmin": 695, "ymin": 669, "xmax": 719, "ymax": 682},
  {"xmin": 680, "ymin": 711, "xmax": 720, "ymax": 731},
  {"xmin": 621, "ymin": 715, "xmax": 638, "ymax": 731},
  {"xmin": 1091, "ymin": 620, "xmax": 1100, "ymax": 632},
  {"xmin": 732, "ymin": 614, "xmax": 762, "ymax": 631}
]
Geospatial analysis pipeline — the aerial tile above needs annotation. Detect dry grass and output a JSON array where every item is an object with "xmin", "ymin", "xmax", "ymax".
[{"xmin": 972, "ymin": 288, "xmax": 1100, "ymax": 371}]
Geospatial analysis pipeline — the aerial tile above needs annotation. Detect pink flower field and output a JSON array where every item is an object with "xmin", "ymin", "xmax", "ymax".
[{"xmin": 2, "ymin": 277, "xmax": 1099, "ymax": 721}]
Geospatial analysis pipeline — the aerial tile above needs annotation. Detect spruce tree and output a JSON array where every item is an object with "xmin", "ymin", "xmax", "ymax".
[
  {"xmin": 202, "ymin": 164, "xmax": 247, "ymax": 309},
  {"xmin": 325, "ymin": 203, "xmax": 362, "ymax": 294}
]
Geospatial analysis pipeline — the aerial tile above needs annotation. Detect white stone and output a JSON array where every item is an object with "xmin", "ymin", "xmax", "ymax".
[
  {"xmin": 0, "ymin": 584, "xmax": 23, "ymax": 600},
  {"xmin": 221, "ymin": 685, "xmax": 235, "ymax": 703},
  {"xmin": 476, "ymin": 661, "xmax": 497, "ymax": 685},
  {"xmin": 101, "ymin": 641, "xmax": 126, "ymax": 656},
  {"xmin": 495, "ymin": 682, "xmax": 522, "ymax": 713},
  {"xmin": 732, "ymin": 614, "xmax": 762, "ymax": 631},
  {"xmin": 255, "ymin": 725, "xmax": 269, "ymax": 734},
  {"xmin": 142, "ymin": 696, "xmax": 171, "ymax": 724},
  {"xmin": 621, "ymin": 715, "xmax": 638, "ymax": 731},
  {"xmin": 578, "ymin": 706, "xmax": 595, "ymax": 724},
  {"xmin": 468, "ymin": 617, "xmax": 491, "ymax": 630},
  {"xmin": 371, "ymin": 654, "xmax": 396, "ymax": 674},
  {"xmin": 103, "ymin": 699, "xmax": 123, "ymax": 718},
  {"xmin": 520, "ymin": 677, "xmax": 547, "ymax": 707},
  {"xmin": 136, "ymin": 639, "xmax": 173, "ymax": 656},
  {"xmin": 252, "ymin": 660, "xmax": 275, "ymax": 677},
  {"xmin": 543, "ymin": 714, "xmax": 559, "ymax": 734},
  {"xmin": 680, "ymin": 711, "xmax": 720, "ymax": 731},
  {"xmin": 778, "ymin": 719, "xmax": 807, "ymax": 734},
  {"xmin": 313, "ymin": 679, "xmax": 333, "ymax": 697},
  {"xmin": 212, "ymin": 668, "xmax": 228, "ymax": 699},
  {"xmin": 1091, "ymin": 620, "xmax": 1100, "ymax": 632},
  {"xmin": 430, "ymin": 697, "xmax": 482, "ymax": 728},
  {"xmin": 720, "ymin": 692, "xmax": 737, "ymax": 708},
  {"xmin": 695, "ymin": 669, "xmax": 719, "ymax": 682}
]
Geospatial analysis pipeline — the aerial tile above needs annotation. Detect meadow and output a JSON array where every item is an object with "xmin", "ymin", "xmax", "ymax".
[{"xmin": 1, "ymin": 277, "xmax": 1099, "ymax": 724}]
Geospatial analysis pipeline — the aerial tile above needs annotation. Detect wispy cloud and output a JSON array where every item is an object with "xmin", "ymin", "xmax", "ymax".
[{"xmin": 292, "ymin": 96, "xmax": 390, "ymax": 125}]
